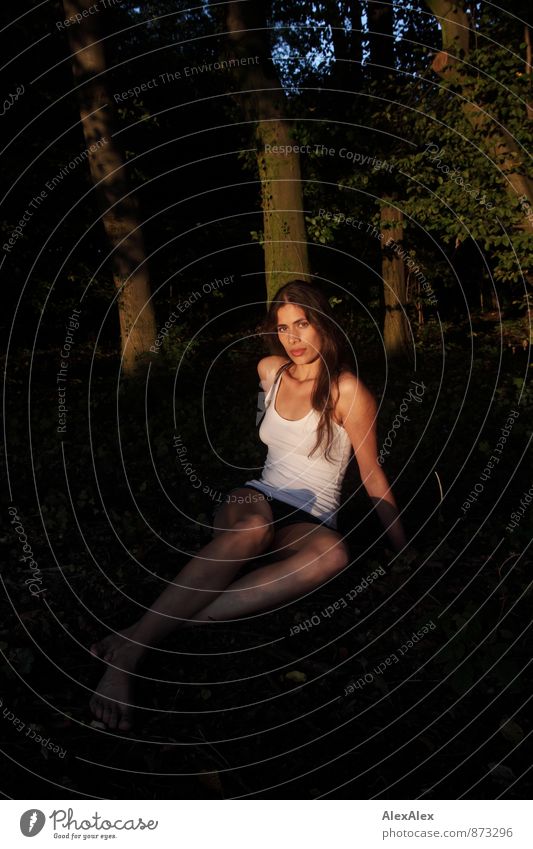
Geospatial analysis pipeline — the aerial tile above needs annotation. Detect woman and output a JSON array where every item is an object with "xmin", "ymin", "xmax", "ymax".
[{"xmin": 90, "ymin": 279, "xmax": 407, "ymax": 730}]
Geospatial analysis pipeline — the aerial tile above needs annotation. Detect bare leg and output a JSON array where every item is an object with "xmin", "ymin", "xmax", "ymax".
[
  {"xmin": 90, "ymin": 490, "xmax": 275, "ymax": 730},
  {"xmin": 189, "ymin": 523, "xmax": 350, "ymax": 622}
]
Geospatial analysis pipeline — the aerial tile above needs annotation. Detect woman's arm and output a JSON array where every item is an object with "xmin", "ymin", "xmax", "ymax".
[{"xmin": 336, "ymin": 373, "xmax": 408, "ymax": 553}]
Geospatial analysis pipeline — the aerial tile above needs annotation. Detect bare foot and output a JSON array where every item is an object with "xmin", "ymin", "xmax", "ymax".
[
  {"xmin": 90, "ymin": 625, "xmax": 139, "ymax": 661},
  {"xmin": 89, "ymin": 663, "xmax": 136, "ymax": 731},
  {"xmin": 89, "ymin": 632, "xmax": 144, "ymax": 731}
]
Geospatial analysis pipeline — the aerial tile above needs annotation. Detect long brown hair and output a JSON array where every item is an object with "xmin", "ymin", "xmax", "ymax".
[{"xmin": 260, "ymin": 279, "xmax": 352, "ymax": 462}]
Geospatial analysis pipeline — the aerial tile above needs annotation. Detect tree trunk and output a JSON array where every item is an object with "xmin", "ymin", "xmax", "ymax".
[
  {"xmin": 325, "ymin": 0, "xmax": 363, "ymax": 88},
  {"xmin": 62, "ymin": 0, "xmax": 157, "ymax": 373},
  {"xmin": 524, "ymin": 24, "xmax": 533, "ymax": 121},
  {"xmin": 381, "ymin": 203, "xmax": 411, "ymax": 359},
  {"xmin": 347, "ymin": 1, "xmax": 364, "ymax": 75},
  {"xmin": 225, "ymin": 1, "xmax": 310, "ymax": 300},
  {"xmin": 367, "ymin": 3, "xmax": 409, "ymax": 355},
  {"xmin": 426, "ymin": 0, "xmax": 533, "ymax": 231},
  {"xmin": 367, "ymin": 0, "xmax": 394, "ymax": 78}
]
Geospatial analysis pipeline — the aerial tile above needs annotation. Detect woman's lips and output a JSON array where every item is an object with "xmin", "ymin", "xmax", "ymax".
[{"xmin": 290, "ymin": 348, "xmax": 306, "ymax": 356}]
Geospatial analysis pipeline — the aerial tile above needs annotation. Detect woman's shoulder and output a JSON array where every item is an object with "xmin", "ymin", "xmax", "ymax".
[
  {"xmin": 257, "ymin": 355, "xmax": 291, "ymax": 384},
  {"xmin": 337, "ymin": 369, "xmax": 361, "ymax": 393},
  {"xmin": 335, "ymin": 370, "xmax": 377, "ymax": 421},
  {"xmin": 337, "ymin": 368, "xmax": 373, "ymax": 392}
]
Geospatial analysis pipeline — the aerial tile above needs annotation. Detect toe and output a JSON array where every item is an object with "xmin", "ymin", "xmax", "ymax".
[
  {"xmin": 90, "ymin": 695, "xmax": 102, "ymax": 720},
  {"xmin": 118, "ymin": 712, "xmax": 133, "ymax": 732},
  {"xmin": 102, "ymin": 701, "xmax": 114, "ymax": 729}
]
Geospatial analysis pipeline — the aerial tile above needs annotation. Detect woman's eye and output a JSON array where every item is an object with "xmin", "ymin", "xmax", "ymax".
[{"xmin": 277, "ymin": 322, "xmax": 307, "ymax": 332}]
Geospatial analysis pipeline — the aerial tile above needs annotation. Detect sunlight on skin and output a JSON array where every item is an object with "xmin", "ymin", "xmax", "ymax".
[{"xmin": 89, "ymin": 302, "xmax": 405, "ymax": 729}]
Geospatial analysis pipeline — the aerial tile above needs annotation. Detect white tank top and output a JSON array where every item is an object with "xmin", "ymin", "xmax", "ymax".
[{"xmin": 245, "ymin": 363, "xmax": 353, "ymax": 529}]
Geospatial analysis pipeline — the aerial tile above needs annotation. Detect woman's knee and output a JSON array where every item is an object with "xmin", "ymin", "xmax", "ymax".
[
  {"xmin": 306, "ymin": 534, "xmax": 350, "ymax": 578},
  {"xmin": 213, "ymin": 489, "xmax": 269, "ymax": 534},
  {"xmin": 228, "ymin": 512, "xmax": 274, "ymax": 551}
]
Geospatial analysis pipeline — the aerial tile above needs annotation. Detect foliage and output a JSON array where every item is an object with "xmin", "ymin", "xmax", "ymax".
[{"xmin": 2, "ymin": 0, "xmax": 532, "ymax": 799}]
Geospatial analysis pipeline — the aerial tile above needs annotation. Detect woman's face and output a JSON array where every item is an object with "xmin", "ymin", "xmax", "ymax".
[{"xmin": 275, "ymin": 303, "xmax": 322, "ymax": 364}]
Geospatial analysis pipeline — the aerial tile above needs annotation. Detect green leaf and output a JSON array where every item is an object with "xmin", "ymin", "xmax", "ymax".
[{"xmin": 285, "ymin": 670, "xmax": 307, "ymax": 684}]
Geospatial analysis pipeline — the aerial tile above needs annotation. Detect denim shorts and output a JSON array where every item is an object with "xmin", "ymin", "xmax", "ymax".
[{"xmin": 212, "ymin": 484, "xmax": 331, "ymax": 532}]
